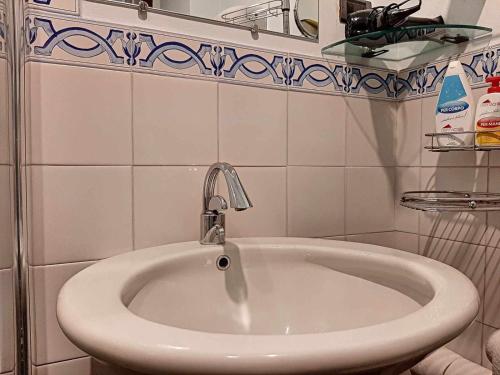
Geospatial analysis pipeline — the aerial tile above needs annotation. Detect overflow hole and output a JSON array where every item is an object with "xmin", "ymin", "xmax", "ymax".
[{"xmin": 216, "ymin": 255, "xmax": 231, "ymax": 271}]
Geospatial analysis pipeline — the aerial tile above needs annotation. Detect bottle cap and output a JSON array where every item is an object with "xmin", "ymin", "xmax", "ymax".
[{"xmin": 487, "ymin": 76, "xmax": 500, "ymax": 93}]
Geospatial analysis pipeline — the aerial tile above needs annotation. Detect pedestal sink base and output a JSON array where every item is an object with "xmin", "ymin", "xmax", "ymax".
[{"xmin": 90, "ymin": 357, "xmax": 422, "ymax": 375}]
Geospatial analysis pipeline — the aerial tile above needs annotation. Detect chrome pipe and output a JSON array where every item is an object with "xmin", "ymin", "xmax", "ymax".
[
  {"xmin": 10, "ymin": 0, "xmax": 29, "ymax": 371},
  {"xmin": 282, "ymin": 0, "xmax": 290, "ymax": 34}
]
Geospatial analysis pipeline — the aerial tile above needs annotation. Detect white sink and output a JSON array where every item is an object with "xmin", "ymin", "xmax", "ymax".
[{"xmin": 57, "ymin": 238, "xmax": 479, "ymax": 375}]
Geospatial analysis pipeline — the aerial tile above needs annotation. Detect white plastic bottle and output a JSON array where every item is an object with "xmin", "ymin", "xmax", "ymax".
[
  {"xmin": 475, "ymin": 77, "xmax": 500, "ymax": 147},
  {"xmin": 435, "ymin": 61, "xmax": 475, "ymax": 147}
]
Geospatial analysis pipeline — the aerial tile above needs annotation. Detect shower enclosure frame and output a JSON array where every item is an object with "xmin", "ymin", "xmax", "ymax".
[{"xmin": 7, "ymin": 0, "xmax": 30, "ymax": 372}]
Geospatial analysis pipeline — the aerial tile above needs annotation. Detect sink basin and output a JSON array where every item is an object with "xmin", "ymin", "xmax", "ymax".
[{"xmin": 57, "ymin": 238, "xmax": 479, "ymax": 375}]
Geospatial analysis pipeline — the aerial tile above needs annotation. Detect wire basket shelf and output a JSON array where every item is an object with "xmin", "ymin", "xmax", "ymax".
[
  {"xmin": 220, "ymin": 0, "xmax": 286, "ymax": 26},
  {"xmin": 400, "ymin": 191, "xmax": 500, "ymax": 212},
  {"xmin": 425, "ymin": 129, "xmax": 500, "ymax": 152}
]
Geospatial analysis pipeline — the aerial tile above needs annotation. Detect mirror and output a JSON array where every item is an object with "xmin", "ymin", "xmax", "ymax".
[
  {"xmin": 120, "ymin": 0, "xmax": 319, "ymax": 40},
  {"xmin": 294, "ymin": 0, "xmax": 319, "ymax": 39}
]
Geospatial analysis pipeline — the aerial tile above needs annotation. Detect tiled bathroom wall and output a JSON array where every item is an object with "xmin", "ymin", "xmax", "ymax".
[
  {"xmin": 24, "ymin": 8, "xmax": 400, "ymax": 374},
  {"xmin": 395, "ymin": 53, "xmax": 500, "ymax": 369},
  {"xmin": 22, "ymin": 0, "xmax": 500, "ymax": 374}
]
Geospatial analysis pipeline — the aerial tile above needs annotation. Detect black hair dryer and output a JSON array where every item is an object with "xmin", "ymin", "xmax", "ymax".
[{"xmin": 345, "ymin": 0, "xmax": 444, "ymax": 38}]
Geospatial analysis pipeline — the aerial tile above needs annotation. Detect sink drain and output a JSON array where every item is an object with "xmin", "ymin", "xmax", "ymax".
[{"xmin": 216, "ymin": 255, "xmax": 231, "ymax": 271}]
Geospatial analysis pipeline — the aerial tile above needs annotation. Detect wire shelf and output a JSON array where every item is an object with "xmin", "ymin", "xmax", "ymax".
[
  {"xmin": 400, "ymin": 191, "xmax": 500, "ymax": 212},
  {"xmin": 220, "ymin": 0, "xmax": 286, "ymax": 26},
  {"xmin": 425, "ymin": 129, "xmax": 500, "ymax": 152}
]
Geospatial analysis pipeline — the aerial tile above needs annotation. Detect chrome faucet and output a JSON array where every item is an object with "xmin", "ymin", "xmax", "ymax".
[{"xmin": 200, "ymin": 163, "xmax": 252, "ymax": 245}]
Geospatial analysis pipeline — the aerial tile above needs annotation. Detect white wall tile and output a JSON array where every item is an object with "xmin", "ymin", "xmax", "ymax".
[
  {"xmin": 446, "ymin": 320, "xmax": 484, "ymax": 365},
  {"xmin": 220, "ymin": 167, "xmax": 286, "ymax": 237},
  {"xmin": 396, "ymin": 99, "xmax": 421, "ymax": 166},
  {"xmin": 420, "ymin": 95, "xmax": 489, "ymax": 167},
  {"xmin": 346, "ymin": 98, "xmax": 396, "ymax": 167},
  {"xmin": 28, "ymin": 166, "xmax": 133, "ymax": 265},
  {"xmin": 219, "ymin": 84, "xmax": 287, "ymax": 166},
  {"xmin": 346, "ymin": 231, "xmax": 419, "ymax": 254},
  {"xmin": 88, "ymin": 358, "xmax": 139, "ymax": 375},
  {"xmin": 0, "ymin": 59, "xmax": 10, "ymax": 165},
  {"xmin": 420, "ymin": 236, "xmax": 485, "ymax": 319},
  {"xmin": 346, "ymin": 167, "xmax": 395, "ymax": 234},
  {"xmin": 395, "ymin": 167, "xmax": 419, "ymax": 234},
  {"xmin": 28, "ymin": 63, "xmax": 132, "ymax": 165},
  {"xmin": 32, "ymin": 357, "xmax": 91, "ymax": 375},
  {"xmin": 0, "ymin": 270, "xmax": 14, "ymax": 373},
  {"xmin": 483, "ymin": 324, "xmax": 498, "ymax": 369},
  {"xmin": 30, "ymin": 263, "xmax": 93, "ymax": 365},
  {"xmin": 419, "ymin": 167, "xmax": 488, "ymax": 245},
  {"xmin": 288, "ymin": 91, "xmax": 346, "ymax": 166},
  {"xmin": 287, "ymin": 167, "xmax": 344, "ymax": 237},
  {"xmin": 484, "ymin": 168, "xmax": 500, "ymax": 248},
  {"xmin": 489, "ymin": 151, "xmax": 500, "ymax": 167},
  {"xmin": 0, "ymin": 166, "xmax": 13, "ymax": 270},
  {"xmin": 485, "ymin": 247, "xmax": 500, "ymax": 328},
  {"xmin": 391, "ymin": 231, "xmax": 420, "ymax": 254},
  {"xmin": 345, "ymin": 232, "xmax": 395, "ymax": 248},
  {"xmin": 133, "ymin": 166, "xmax": 208, "ymax": 249},
  {"xmin": 133, "ymin": 74, "xmax": 217, "ymax": 165}
]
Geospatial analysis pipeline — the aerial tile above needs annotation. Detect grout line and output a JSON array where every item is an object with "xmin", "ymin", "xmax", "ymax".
[
  {"xmin": 418, "ymin": 233, "xmax": 492, "ymax": 248},
  {"xmin": 217, "ymin": 80, "xmax": 220, "ymax": 163},
  {"xmin": 285, "ymin": 85, "xmax": 289, "ymax": 237},
  {"xmin": 343, "ymin": 98, "xmax": 348, "ymax": 237},
  {"xmin": 417, "ymin": 164, "xmax": 422, "ymax": 254},
  {"xmin": 33, "ymin": 355, "xmax": 89, "ymax": 368},
  {"xmin": 344, "ymin": 230, "xmax": 399, "ymax": 237},
  {"xmin": 392, "ymin": 229, "xmax": 421, "ymax": 236},
  {"xmin": 130, "ymin": 71, "xmax": 136, "ymax": 251},
  {"xmin": 483, "ymin": 322, "xmax": 500, "ymax": 330},
  {"xmin": 29, "ymin": 259, "xmax": 96, "ymax": 269}
]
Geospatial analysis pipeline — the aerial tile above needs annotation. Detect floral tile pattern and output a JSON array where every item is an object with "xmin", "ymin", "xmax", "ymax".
[
  {"xmin": 26, "ymin": 16, "xmax": 126, "ymax": 67},
  {"xmin": 283, "ymin": 55, "xmax": 397, "ymax": 99},
  {"xmin": 24, "ymin": 12, "xmax": 500, "ymax": 101},
  {"xmin": 220, "ymin": 44, "xmax": 287, "ymax": 87},
  {"xmin": 134, "ymin": 31, "xmax": 215, "ymax": 79},
  {"xmin": 397, "ymin": 45, "xmax": 500, "ymax": 100}
]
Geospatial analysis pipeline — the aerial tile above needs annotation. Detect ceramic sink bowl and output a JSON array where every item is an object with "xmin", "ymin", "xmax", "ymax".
[{"xmin": 57, "ymin": 238, "xmax": 479, "ymax": 375}]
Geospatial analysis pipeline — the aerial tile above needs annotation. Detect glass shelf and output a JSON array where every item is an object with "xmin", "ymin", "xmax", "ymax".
[{"xmin": 322, "ymin": 24, "xmax": 492, "ymax": 62}]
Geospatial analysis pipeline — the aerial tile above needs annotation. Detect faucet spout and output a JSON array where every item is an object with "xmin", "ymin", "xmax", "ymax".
[
  {"xmin": 200, "ymin": 163, "xmax": 252, "ymax": 245},
  {"xmin": 203, "ymin": 163, "xmax": 252, "ymax": 211}
]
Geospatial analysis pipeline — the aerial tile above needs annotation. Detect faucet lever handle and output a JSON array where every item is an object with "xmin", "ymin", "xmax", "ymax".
[{"xmin": 208, "ymin": 195, "xmax": 228, "ymax": 212}]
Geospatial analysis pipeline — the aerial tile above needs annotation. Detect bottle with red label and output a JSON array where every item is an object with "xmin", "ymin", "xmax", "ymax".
[{"xmin": 475, "ymin": 76, "xmax": 500, "ymax": 146}]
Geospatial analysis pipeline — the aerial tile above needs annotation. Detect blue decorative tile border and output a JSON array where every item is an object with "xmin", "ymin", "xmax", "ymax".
[
  {"xmin": 290, "ymin": 57, "xmax": 397, "ymax": 97},
  {"xmin": 24, "ymin": 14, "xmax": 399, "ymax": 98},
  {"xmin": 224, "ymin": 47, "xmax": 285, "ymax": 84},
  {"xmin": 24, "ymin": 13, "xmax": 500, "ymax": 101},
  {"xmin": 32, "ymin": 18, "xmax": 125, "ymax": 64},
  {"xmin": 397, "ymin": 46, "xmax": 500, "ymax": 99}
]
